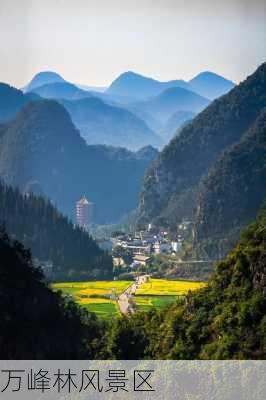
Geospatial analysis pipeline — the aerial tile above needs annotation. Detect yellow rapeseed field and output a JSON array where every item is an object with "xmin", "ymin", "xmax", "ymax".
[
  {"xmin": 136, "ymin": 278, "xmax": 205, "ymax": 296},
  {"xmin": 53, "ymin": 280, "xmax": 131, "ymax": 298},
  {"xmin": 52, "ymin": 278, "xmax": 205, "ymax": 318},
  {"xmin": 52, "ymin": 281, "xmax": 131, "ymax": 319}
]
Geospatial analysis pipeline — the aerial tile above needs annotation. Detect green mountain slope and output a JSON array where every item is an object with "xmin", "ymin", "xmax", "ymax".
[
  {"xmin": 194, "ymin": 109, "xmax": 266, "ymax": 258},
  {"xmin": 138, "ymin": 63, "xmax": 266, "ymax": 229},
  {"xmin": 109, "ymin": 209, "xmax": 266, "ymax": 359}
]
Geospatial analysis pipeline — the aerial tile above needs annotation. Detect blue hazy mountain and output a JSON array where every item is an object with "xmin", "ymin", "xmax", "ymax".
[
  {"xmin": 21, "ymin": 69, "xmax": 233, "ymax": 148},
  {"xmin": 24, "ymin": 72, "xmax": 134, "ymax": 104},
  {"xmin": 60, "ymin": 97, "xmax": 163, "ymax": 150},
  {"xmin": 133, "ymin": 86, "xmax": 210, "ymax": 123},
  {"xmin": 29, "ymin": 81, "xmax": 93, "ymax": 100},
  {"xmin": 106, "ymin": 70, "xmax": 235, "ymax": 101},
  {"xmin": 23, "ymin": 71, "xmax": 65, "ymax": 92},
  {"xmin": 77, "ymin": 84, "xmax": 107, "ymax": 92},
  {"xmin": 189, "ymin": 71, "xmax": 235, "ymax": 100},
  {"xmin": 106, "ymin": 71, "xmax": 190, "ymax": 100},
  {"xmin": 4, "ymin": 80, "xmax": 163, "ymax": 150},
  {"xmin": 0, "ymin": 83, "xmax": 39, "ymax": 123},
  {"xmin": 161, "ymin": 110, "xmax": 196, "ymax": 141}
]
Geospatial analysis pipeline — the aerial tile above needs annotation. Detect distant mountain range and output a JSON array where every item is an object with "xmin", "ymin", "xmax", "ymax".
[
  {"xmin": 23, "ymin": 73, "xmax": 163, "ymax": 149},
  {"xmin": 21, "ymin": 69, "xmax": 235, "ymax": 146},
  {"xmin": 28, "ymin": 81, "xmax": 93, "ymax": 101},
  {"xmin": 60, "ymin": 97, "xmax": 163, "ymax": 150},
  {"xmin": 132, "ymin": 86, "xmax": 209, "ymax": 123},
  {"xmin": 106, "ymin": 70, "xmax": 235, "ymax": 101},
  {"xmin": 106, "ymin": 71, "xmax": 190, "ymax": 100},
  {"xmin": 138, "ymin": 62, "xmax": 266, "ymax": 258},
  {"xmin": 0, "ymin": 87, "xmax": 158, "ymax": 223}
]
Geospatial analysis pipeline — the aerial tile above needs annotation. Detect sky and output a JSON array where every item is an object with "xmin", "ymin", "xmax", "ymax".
[{"xmin": 0, "ymin": 0, "xmax": 265, "ymax": 88}]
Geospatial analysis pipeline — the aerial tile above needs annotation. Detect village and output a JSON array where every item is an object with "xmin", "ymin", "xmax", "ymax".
[
  {"xmin": 73, "ymin": 194, "xmax": 193, "ymax": 270},
  {"xmin": 110, "ymin": 221, "xmax": 192, "ymax": 269}
]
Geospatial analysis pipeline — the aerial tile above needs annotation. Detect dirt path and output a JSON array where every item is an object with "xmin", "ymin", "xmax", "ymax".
[{"xmin": 117, "ymin": 275, "xmax": 149, "ymax": 314}]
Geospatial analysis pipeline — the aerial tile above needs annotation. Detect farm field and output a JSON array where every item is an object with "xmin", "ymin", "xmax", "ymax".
[
  {"xmin": 134, "ymin": 278, "xmax": 205, "ymax": 312},
  {"xmin": 134, "ymin": 295, "xmax": 178, "ymax": 312},
  {"xmin": 136, "ymin": 278, "xmax": 205, "ymax": 296},
  {"xmin": 52, "ymin": 278, "xmax": 205, "ymax": 318},
  {"xmin": 52, "ymin": 280, "xmax": 131, "ymax": 319}
]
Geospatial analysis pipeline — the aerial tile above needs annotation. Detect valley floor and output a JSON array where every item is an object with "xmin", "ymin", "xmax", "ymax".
[{"xmin": 52, "ymin": 278, "xmax": 205, "ymax": 319}]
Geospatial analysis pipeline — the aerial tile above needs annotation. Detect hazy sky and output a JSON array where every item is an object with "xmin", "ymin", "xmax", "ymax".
[{"xmin": 0, "ymin": 0, "xmax": 265, "ymax": 88}]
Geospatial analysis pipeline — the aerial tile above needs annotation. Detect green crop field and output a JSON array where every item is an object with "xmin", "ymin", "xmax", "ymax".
[
  {"xmin": 134, "ymin": 278, "xmax": 205, "ymax": 312},
  {"xmin": 52, "ymin": 278, "xmax": 205, "ymax": 318},
  {"xmin": 52, "ymin": 280, "xmax": 131, "ymax": 319},
  {"xmin": 134, "ymin": 295, "xmax": 178, "ymax": 312}
]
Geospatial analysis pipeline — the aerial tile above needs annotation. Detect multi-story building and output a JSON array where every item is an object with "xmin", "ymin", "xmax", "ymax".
[{"xmin": 76, "ymin": 196, "xmax": 93, "ymax": 231}]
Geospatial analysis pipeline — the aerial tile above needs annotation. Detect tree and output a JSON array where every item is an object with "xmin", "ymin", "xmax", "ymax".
[{"xmin": 0, "ymin": 230, "xmax": 108, "ymax": 359}]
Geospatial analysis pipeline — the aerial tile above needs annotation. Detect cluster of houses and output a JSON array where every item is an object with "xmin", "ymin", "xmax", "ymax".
[{"xmin": 111, "ymin": 222, "xmax": 192, "ymax": 268}]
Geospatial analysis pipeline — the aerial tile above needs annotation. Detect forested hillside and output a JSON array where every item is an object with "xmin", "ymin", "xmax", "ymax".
[
  {"xmin": 0, "ymin": 231, "xmax": 107, "ymax": 358},
  {"xmin": 109, "ymin": 209, "xmax": 266, "ymax": 359},
  {"xmin": 194, "ymin": 109, "xmax": 266, "ymax": 258},
  {"xmin": 0, "ymin": 180, "xmax": 113, "ymax": 280},
  {"xmin": 138, "ymin": 63, "xmax": 266, "ymax": 236},
  {"xmin": 0, "ymin": 99, "xmax": 157, "ymax": 223}
]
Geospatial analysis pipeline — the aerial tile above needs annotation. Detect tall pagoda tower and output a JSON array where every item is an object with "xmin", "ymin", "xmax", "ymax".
[{"xmin": 76, "ymin": 196, "xmax": 93, "ymax": 231}]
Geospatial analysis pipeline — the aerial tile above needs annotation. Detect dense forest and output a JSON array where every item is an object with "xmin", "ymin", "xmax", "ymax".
[
  {"xmin": 138, "ymin": 63, "xmax": 266, "ymax": 252},
  {"xmin": 0, "ymin": 180, "xmax": 113, "ymax": 280},
  {"xmin": 0, "ymin": 230, "xmax": 108, "ymax": 358},
  {"xmin": 109, "ymin": 208, "xmax": 266, "ymax": 359},
  {"xmin": 1, "ymin": 209, "xmax": 265, "ymax": 359},
  {"xmin": 194, "ymin": 108, "xmax": 266, "ymax": 258}
]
